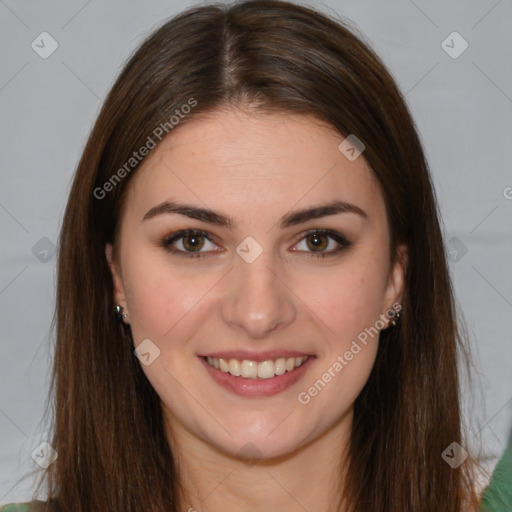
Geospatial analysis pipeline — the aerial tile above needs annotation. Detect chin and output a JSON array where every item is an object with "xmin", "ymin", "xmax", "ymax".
[{"xmin": 199, "ymin": 415, "xmax": 314, "ymax": 462}]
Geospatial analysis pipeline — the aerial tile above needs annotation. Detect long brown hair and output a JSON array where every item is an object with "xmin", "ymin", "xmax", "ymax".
[{"xmin": 41, "ymin": 1, "xmax": 481, "ymax": 510}]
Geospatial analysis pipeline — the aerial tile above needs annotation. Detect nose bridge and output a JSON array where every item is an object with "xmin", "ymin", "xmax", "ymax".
[{"xmin": 220, "ymin": 243, "xmax": 296, "ymax": 339}]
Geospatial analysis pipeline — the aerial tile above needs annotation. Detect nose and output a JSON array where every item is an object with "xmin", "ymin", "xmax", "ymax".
[{"xmin": 220, "ymin": 248, "xmax": 297, "ymax": 339}]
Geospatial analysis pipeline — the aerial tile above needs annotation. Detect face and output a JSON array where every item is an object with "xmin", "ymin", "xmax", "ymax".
[{"xmin": 107, "ymin": 108, "xmax": 406, "ymax": 461}]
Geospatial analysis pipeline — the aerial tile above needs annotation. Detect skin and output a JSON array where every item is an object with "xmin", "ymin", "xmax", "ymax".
[{"xmin": 107, "ymin": 107, "xmax": 407, "ymax": 512}]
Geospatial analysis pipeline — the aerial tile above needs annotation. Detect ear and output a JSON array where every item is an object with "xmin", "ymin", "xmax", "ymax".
[
  {"xmin": 381, "ymin": 243, "xmax": 407, "ymax": 327},
  {"xmin": 106, "ymin": 243, "xmax": 128, "ymax": 311}
]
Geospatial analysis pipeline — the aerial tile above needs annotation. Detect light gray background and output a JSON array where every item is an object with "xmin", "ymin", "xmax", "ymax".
[{"xmin": 1, "ymin": 0, "xmax": 511, "ymax": 503}]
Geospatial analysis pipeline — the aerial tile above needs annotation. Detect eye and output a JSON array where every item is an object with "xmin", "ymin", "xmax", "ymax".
[
  {"xmin": 160, "ymin": 229, "xmax": 221, "ymax": 258},
  {"xmin": 291, "ymin": 229, "xmax": 351, "ymax": 257},
  {"xmin": 160, "ymin": 228, "xmax": 351, "ymax": 259}
]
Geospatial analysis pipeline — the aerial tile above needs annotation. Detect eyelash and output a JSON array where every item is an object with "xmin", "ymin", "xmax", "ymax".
[{"xmin": 159, "ymin": 229, "xmax": 351, "ymax": 259}]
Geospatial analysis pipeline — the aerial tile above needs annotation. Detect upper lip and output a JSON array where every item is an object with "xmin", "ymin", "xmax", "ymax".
[{"xmin": 199, "ymin": 350, "xmax": 314, "ymax": 362}]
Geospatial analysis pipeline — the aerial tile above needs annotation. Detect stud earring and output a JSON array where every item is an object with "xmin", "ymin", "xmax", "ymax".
[
  {"xmin": 114, "ymin": 305, "xmax": 128, "ymax": 321},
  {"xmin": 390, "ymin": 308, "xmax": 401, "ymax": 327}
]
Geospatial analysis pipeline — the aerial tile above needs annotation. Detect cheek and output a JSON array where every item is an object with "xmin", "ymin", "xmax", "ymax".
[
  {"xmin": 302, "ymin": 261, "xmax": 388, "ymax": 342},
  {"xmin": 123, "ymin": 257, "xmax": 211, "ymax": 344},
  {"xmin": 297, "ymin": 266, "xmax": 384, "ymax": 419}
]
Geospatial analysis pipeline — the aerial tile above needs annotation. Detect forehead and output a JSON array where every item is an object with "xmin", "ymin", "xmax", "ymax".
[{"xmin": 123, "ymin": 108, "xmax": 385, "ymax": 225}]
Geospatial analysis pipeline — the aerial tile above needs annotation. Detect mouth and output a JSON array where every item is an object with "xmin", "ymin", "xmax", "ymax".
[
  {"xmin": 204, "ymin": 355, "xmax": 310, "ymax": 379},
  {"xmin": 198, "ymin": 352, "xmax": 316, "ymax": 397}
]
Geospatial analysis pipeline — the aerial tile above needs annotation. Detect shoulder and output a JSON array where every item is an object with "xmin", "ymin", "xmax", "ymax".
[
  {"xmin": 0, "ymin": 502, "xmax": 46, "ymax": 512},
  {"xmin": 478, "ymin": 435, "xmax": 512, "ymax": 511}
]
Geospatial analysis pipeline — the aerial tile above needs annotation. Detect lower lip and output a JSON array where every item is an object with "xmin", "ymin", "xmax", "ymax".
[{"xmin": 199, "ymin": 356, "xmax": 316, "ymax": 397}]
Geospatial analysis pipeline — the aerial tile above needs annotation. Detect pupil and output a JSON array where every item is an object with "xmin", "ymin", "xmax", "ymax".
[
  {"xmin": 308, "ymin": 234, "xmax": 327, "ymax": 251},
  {"xmin": 184, "ymin": 233, "xmax": 203, "ymax": 251}
]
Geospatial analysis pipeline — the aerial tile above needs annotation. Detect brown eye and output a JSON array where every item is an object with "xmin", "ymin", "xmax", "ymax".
[
  {"xmin": 181, "ymin": 232, "xmax": 205, "ymax": 252},
  {"xmin": 161, "ymin": 229, "xmax": 220, "ymax": 258},
  {"xmin": 305, "ymin": 233, "xmax": 329, "ymax": 252},
  {"xmin": 292, "ymin": 229, "xmax": 351, "ymax": 257}
]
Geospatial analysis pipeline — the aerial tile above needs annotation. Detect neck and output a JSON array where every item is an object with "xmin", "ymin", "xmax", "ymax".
[{"xmin": 167, "ymin": 410, "xmax": 352, "ymax": 512}]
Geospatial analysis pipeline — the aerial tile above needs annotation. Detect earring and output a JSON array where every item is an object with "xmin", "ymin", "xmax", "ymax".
[
  {"xmin": 390, "ymin": 308, "xmax": 401, "ymax": 327},
  {"xmin": 114, "ymin": 305, "xmax": 128, "ymax": 321}
]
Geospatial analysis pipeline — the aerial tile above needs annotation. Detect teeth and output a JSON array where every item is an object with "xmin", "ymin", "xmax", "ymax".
[
  {"xmin": 274, "ymin": 358, "xmax": 286, "ymax": 375},
  {"xmin": 206, "ymin": 355, "xmax": 310, "ymax": 379},
  {"xmin": 257, "ymin": 360, "xmax": 275, "ymax": 379},
  {"xmin": 241, "ymin": 359, "xmax": 258, "ymax": 379},
  {"xmin": 229, "ymin": 358, "xmax": 241, "ymax": 376},
  {"xmin": 219, "ymin": 358, "xmax": 229, "ymax": 372}
]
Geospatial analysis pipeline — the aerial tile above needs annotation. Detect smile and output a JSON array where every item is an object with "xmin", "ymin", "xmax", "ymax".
[
  {"xmin": 199, "ymin": 353, "xmax": 316, "ymax": 397},
  {"xmin": 205, "ymin": 356, "xmax": 310, "ymax": 379}
]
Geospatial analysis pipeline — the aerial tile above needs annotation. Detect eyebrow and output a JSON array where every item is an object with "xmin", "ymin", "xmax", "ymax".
[{"xmin": 142, "ymin": 199, "xmax": 367, "ymax": 229}]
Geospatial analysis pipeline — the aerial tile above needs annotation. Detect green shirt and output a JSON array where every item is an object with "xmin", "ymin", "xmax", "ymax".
[
  {"xmin": 0, "ymin": 505, "xmax": 44, "ymax": 512},
  {"xmin": 478, "ymin": 433, "xmax": 512, "ymax": 511}
]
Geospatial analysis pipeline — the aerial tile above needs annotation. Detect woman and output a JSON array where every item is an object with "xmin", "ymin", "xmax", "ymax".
[{"xmin": 1, "ymin": 1, "xmax": 509, "ymax": 510}]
